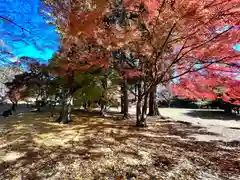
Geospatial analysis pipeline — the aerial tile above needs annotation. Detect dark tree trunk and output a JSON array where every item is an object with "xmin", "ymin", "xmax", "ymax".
[
  {"xmin": 224, "ymin": 103, "xmax": 232, "ymax": 114},
  {"xmin": 122, "ymin": 80, "xmax": 130, "ymax": 119},
  {"xmin": 36, "ymin": 101, "xmax": 41, "ymax": 112},
  {"xmin": 11, "ymin": 101, "xmax": 17, "ymax": 115},
  {"xmin": 49, "ymin": 99, "xmax": 57, "ymax": 117},
  {"xmin": 11, "ymin": 102, "xmax": 17, "ymax": 112},
  {"xmin": 100, "ymin": 76, "xmax": 108, "ymax": 116},
  {"xmin": 120, "ymin": 87, "xmax": 124, "ymax": 113},
  {"xmin": 83, "ymin": 102, "xmax": 87, "ymax": 110},
  {"xmin": 56, "ymin": 95, "xmax": 73, "ymax": 124},
  {"xmin": 136, "ymin": 97, "xmax": 142, "ymax": 126},
  {"xmin": 56, "ymin": 70, "xmax": 75, "ymax": 123},
  {"xmin": 134, "ymin": 84, "xmax": 137, "ymax": 101},
  {"xmin": 148, "ymin": 86, "xmax": 160, "ymax": 116},
  {"xmin": 136, "ymin": 82, "xmax": 145, "ymax": 127},
  {"xmin": 49, "ymin": 103, "xmax": 54, "ymax": 117}
]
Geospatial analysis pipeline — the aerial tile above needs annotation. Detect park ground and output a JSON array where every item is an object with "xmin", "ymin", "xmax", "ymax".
[{"xmin": 0, "ymin": 107, "xmax": 240, "ymax": 180}]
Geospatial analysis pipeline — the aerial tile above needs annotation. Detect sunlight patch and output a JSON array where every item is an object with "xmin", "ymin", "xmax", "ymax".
[{"xmin": 0, "ymin": 151, "xmax": 26, "ymax": 162}]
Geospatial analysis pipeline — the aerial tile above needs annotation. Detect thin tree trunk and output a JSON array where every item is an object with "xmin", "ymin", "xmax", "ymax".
[
  {"xmin": 235, "ymin": 106, "xmax": 239, "ymax": 114},
  {"xmin": 11, "ymin": 101, "xmax": 17, "ymax": 115},
  {"xmin": 136, "ymin": 97, "xmax": 142, "ymax": 126},
  {"xmin": 83, "ymin": 102, "xmax": 87, "ymax": 110},
  {"xmin": 224, "ymin": 103, "xmax": 232, "ymax": 114},
  {"xmin": 49, "ymin": 102, "xmax": 54, "ymax": 117},
  {"xmin": 100, "ymin": 102, "xmax": 106, "ymax": 116},
  {"xmin": 49, "ymin": 98, "xmax": 57, "ymax": 117},
  {"xmin": 100, "ymin": 76, "xmax": 107, "ymax": 116},
  {"xmin": 122, "ymin": 80, "xmax": 130, "ymax": 119},
  {"xmin": 120, "ymin": 85, "xmax": 124, "ymax": 113},
  {"xmin": 136, "ymin": 82, "xmax": 143, "ymax": 126},
  {"xmin": 139, "ymin": 92, "xmax": 149, "ymax": 127},
  {"xmin": 139, "ymin": 81, "xmax": 148, "ymax": 127},
  {"xmin": 56, "ymin": 94, "xmax": 73, "ymax": 124},
  {"xmin": 36, "ymin": 101, "xmax": 41, "ymax": 112},
  {"xmin": 87, "ymin": 101, "xmax": 91, "ymax": 111},
  {"xmin": 148, "ymin": 85, "xmax": 160, "ymax": 116},
  {"xmin": 134, "ymin": 84, "xmax": 137, "ymax": 101},
  {"xmin": 11, "ymin": 102, "xmax": 16, "ymax": 112}
]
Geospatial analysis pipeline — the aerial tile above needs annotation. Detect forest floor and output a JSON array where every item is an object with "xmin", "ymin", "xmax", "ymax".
[{"xmin": 0, "ymin": 108, "xmax": 240, "ymax": 180}]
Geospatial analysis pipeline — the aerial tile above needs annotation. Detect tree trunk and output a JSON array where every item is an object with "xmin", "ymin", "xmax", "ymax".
[
  {"xmin": 136, "ymin": 97, "xmax": 142, "ymax": 126},
  {"xmin": 235, "ymin": 106, "xmax": 239, "ymax": 114},
  {"xmin": 148, "ymin": 86, "xmax": 160, "ymax": 116},
  {"xmin": 224, "ymin": 103, "xmax": 232, "ymax": 114},
  {"xmin": 136, "ymin": 82, "xmax": 144, "ymax": 126},
  {"xmin": 36, "ymin": 101, "xmax": 41, "ymax": 112},
  {"xmin": 100, "ymin": 76, "xmax": 108, "ymax": 116},
  {"xmin": 83, "ymin": 102, "xmax": 87, "ymax": 110},
  {"xmin": 56, "ymin": 95, "xmax": 73, "ymax": 124},
  {"xmin": 139, "ymin": 93, "xmax": 149, "ymax": 127},
  {"xmin": 87, "ymin": 101, "xmax": 91, "ymax": 111},
  {"xmin": 100, "ymin": 102, "xmax": 106, "ymax": 116},
  {"xmin": 122, "ymin": 80, "xmax": 130, "ymax": 119},
  {"xmin": 120, "ymin": 86, "xmax": 124, "ymax": 113},
  {"xmin": 49, "ymin": 98, "xmax": 57, "ymax": 117},
  {"xmin": 11, "ymin": 101, "xmax": 17, "ymax": 112},
  {"xmin": 11, "ymin": 101, "xmax": 17, "ymax": 115},
  {"xmin": 49, "ymin": 102, "xmax": 54, "ymax": 117},
  {"xmin": 134, "ymin": 84, "xmax": 137, "ymax": 101}
]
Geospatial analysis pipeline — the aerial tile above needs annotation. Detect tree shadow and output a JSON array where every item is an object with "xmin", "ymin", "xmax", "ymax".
[
  {"xmin": 184, "ymin": 110, "xmax": 240, "ymax": 121},
  {"xmin": 0, "ymin": 111, "xmax": 239, "ymax": 179},
  {"xmin": 72, "ymin": 108, "xmax": 134, "ymax": 121}
]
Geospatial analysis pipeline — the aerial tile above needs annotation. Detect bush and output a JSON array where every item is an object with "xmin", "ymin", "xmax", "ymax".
[{"xmin": 169, "ymin": 98, "xmax": 199, "ymax": 109}]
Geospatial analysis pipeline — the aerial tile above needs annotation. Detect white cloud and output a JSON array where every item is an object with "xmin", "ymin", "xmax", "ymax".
[
  {"xmin": 9, "ymin": 57, "xmax": 18, "ymax": 62},
  {"xmin": 0, "ymin": 40, "xmax": 5, "ymax": 46}
]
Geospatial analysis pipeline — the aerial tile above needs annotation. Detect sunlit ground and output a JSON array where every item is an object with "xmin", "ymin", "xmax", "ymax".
[{"xmin": 0, "ymin": 110, "xmax": 239, "ymax": 180}]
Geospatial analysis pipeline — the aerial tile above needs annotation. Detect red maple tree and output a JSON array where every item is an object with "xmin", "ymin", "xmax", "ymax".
[
  {"xmin": 172, "ymin": 60, "xmax": 240, "ymax": 108},
  {"xmin": 120, "ymin": 0, "xmax": 240, "ymax": 126},
  {"xmin": 42, "ymin": 0, "xmax": 240, "ymax": 126}
]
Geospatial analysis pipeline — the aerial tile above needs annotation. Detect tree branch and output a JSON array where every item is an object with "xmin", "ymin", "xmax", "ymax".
[
  {"xmin": 176, "ymin": 25, "xmax": 235, "ymax": 61},
  {"xmin": 162, "ymin": 55, "xmax": 240, "ymax": 83},
  {"xmin": 0, "ymin": 15, "xmax": 31, "ymax": 34}
]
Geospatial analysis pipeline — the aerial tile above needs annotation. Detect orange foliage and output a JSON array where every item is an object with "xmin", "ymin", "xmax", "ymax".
[{"xmin": 45, "ymin": 0, "xmax": 240, "ymax": 100}]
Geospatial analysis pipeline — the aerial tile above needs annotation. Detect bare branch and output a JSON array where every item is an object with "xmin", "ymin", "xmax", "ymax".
[
  {"xmin": 176, "ymin": 25, "xmax": 235, "ymax": 61},
  {"xmin": 0, "ymin": 15, "xmax": 31, "ymax": 34},
  {"xmin": 157, "ymin": 38, "xmax": 188, "ymax": 80},
  {"xmin": 162, "ymin": 55, "xmax": 240, "ymax": 83}
]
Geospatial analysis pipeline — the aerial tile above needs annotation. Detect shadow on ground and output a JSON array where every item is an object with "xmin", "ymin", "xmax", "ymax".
[
  {"xmin": 0, "ymin": 110, "xmax": 239, "ymax": 179},
  {"xmin": 184, "ymin": 110, "xmax": 240, "ymax": 121}
]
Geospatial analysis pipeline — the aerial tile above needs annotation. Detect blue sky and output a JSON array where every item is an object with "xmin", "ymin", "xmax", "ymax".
[
  {"xmin": 0, "ymin": 0, "xmax": 59, "ymax": 65},
  {"xmin": 233, "ymin": 44, "xmax": 240, "ymax": 51}
]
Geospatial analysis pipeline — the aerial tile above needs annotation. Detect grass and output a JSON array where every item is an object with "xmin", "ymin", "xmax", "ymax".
[{"xmin": 0, "ymin": 110, "xmax": 240, "ymax": 180}]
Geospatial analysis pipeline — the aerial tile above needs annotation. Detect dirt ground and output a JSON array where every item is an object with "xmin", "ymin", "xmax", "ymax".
[{"xmin": 0, "ymin": 108, "xmax": 240, "ymax": 180}]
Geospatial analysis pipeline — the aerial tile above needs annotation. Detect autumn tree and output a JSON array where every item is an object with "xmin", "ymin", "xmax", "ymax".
[
  {"xmin": 42, "ymin": 0, "xmax": 240, "ymax": 126},
  {"xmin": 41, "ymin": 0, "xmax": 141, "ymax": 122},
  {"xmin": 0, "ymin": 65, "xmax": 23, "ymax": 102},
  {"xmin": 119, "ymin": 0, "xmax": 240, "ymax": 126},
  {"xmin": 4, "ymin": 72, "xmax": 30, "ymax": 111},
  {"xmin": 48, "ymin": 39, "xmax": 111, "ymax": 123},
  {"xmin": 112, "ymin": 50, "xmax": 138, "ymax": 118},
  {"xmin": 173, "ymin": 60, "xmax": 240, "ymax": 113},
  {"xmin": 3, "ymin": 59, "xmax": 37, "ymax": 110},
  {"xmin": 3, "ymin": 57, "xmax": 53, "ymax": 112}
]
